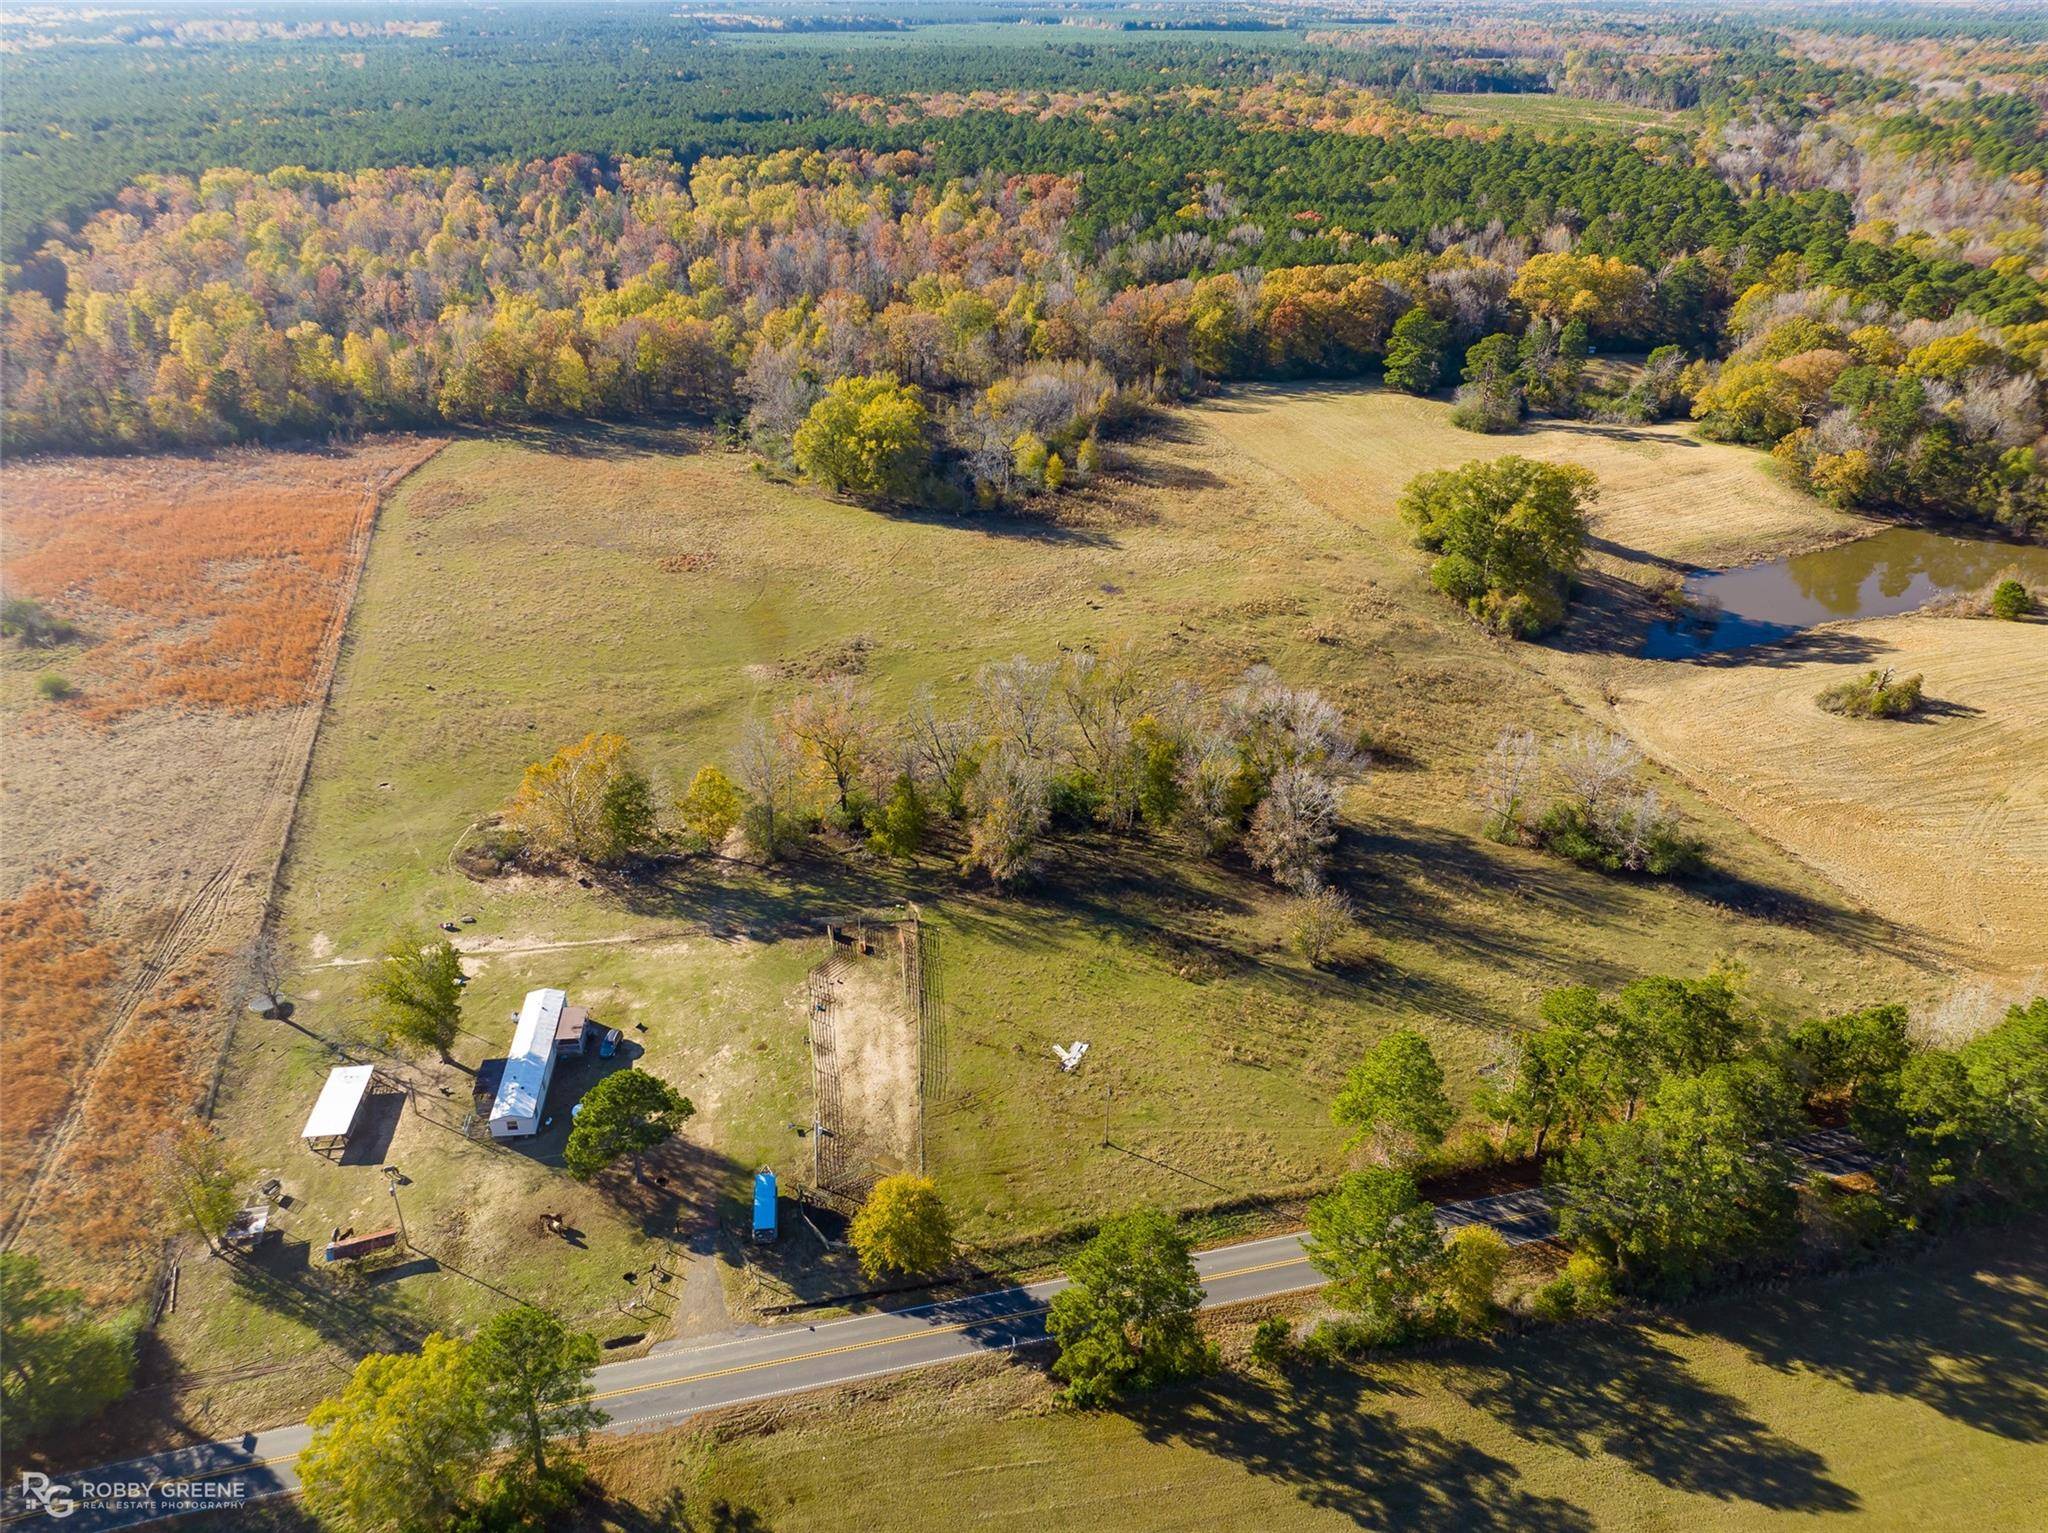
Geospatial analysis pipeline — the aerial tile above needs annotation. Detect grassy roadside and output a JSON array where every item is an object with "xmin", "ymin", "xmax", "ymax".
[{"xmin": 566, "ymin": 1223, "xmax": 2048, "ymax": 1532}]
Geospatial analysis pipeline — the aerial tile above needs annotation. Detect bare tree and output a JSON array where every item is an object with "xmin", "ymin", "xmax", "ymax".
[
  {"xmin": 1552, "ymin": 731, "xmax": 1642, "ymax": 817},
  {"xmin": 976, "ymin": 655, "xmax": 1060, "ymax": 759},
  {"xmin": 1060, "ymin": 646, "xmax": 1147, "ymax": 831},
  {"xmin": 1474, "ymin": 727, "xmax": 1540, "ymax": 841},
  {"xmin": 735, "ymin": 720, "xmax": 800, "ymax": 860},
  {"xmin": 1175, "ymin": 733, "xmax": 1246, "ymax": 855},
  {"xmin": 742, "ymin": 339, "xmax": 819, "ymax": 448},
  {"xmin": 906, "ymin": 684, "xmax": 976, "ymax": 817},
  {"xmin": 1604, "ymin": 785, "xmax": 1682, "ymax": 872},
  {"xmin": 1288, "ymin": 884, "xmax": 1355, "ymax": 968},
  {"xmin": 1246, "ymin": 765, "xmax": 1340, "ymax": 891},
  {"xmin": 1226, "ymin": 665, "xmax": 1361, "ymax": 778}
]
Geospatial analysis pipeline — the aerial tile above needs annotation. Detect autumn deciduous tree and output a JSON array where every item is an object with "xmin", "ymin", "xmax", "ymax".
[
  {"xmin": 964, "ymin": 745, "xmax": 1051, "ymax": 892},
  {"xmin": 509, "ymin": 731, "xmax": 655, "ymax": 865},
  {"xmin": 159, "ymin": 1121, "xmax": 251, "ymax": 1253},
  {"xmin": 793, "ymin": 374, "xmax": 930, "ymax": 502},
  {"xmin": 677, "ymin": 764, "xmax": 744, "ymax": 850},
  {"xmin": 1509, "ymin": 252, "xmax": 1654, "ymax": 336},
  {"xmin": 363, "ymin": 928, "xmax": 464, "ymax": 1060},
  {"xmin": 563, "ymin": 1069, "xmax": 693, "ymax": 1181},
  {"xmin": 783, "ymin": 678, "xmax": 877, "ymax": 821},
  {"xmin": 850, "ymin": 1174, "xmax": 956, "ymax": 1279},
  {"xmin": 1440, "ymin": 1225, "xmax": 1509, "ymax": 1329},
  {"xmin": 299, "ymin": 1334, "xmax": 491, "ymax": 1533}
]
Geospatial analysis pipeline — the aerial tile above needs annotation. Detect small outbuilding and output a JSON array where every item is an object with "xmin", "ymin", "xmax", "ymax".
[
  {"xmin": 554, "ymin": 1004, "xmax": 600, "ymax": 1058},
  {"xmin": 301, "ymin": 1064, "xmax": 378, "ymax": 1157},
  {"xmin": 752, "ymin": 1169, "xmax": 779, "ymax": 1243}
]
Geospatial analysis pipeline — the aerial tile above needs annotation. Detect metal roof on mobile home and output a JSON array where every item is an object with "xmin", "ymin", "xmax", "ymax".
[{"xmin": 490, "ymin": 988, "xmax": 565, "ymax": 1128}]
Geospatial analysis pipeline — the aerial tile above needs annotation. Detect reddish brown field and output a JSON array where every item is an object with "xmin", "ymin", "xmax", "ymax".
[
  {"xmin": 0, "ymin": 876, "xmax": 120, "ymax": 1231},
  {"xmin": 0, "ymin": 438, "xmax": 439, "ymax": 1281},
  {"xmin": 4, "ymin": 446, "xmax": 433, "ymax": 723}
]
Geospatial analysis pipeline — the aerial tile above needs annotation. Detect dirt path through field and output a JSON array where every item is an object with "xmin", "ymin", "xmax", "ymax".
[{"xmin": 0, "ymin": 439, "xmax": 444, "ymax": 1250}]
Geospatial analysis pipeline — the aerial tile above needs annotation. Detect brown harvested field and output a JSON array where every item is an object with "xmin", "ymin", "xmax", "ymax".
[
  {"xmin": 0, "ymin": 876, "xmax": 120, "ymax": 1230},
  {"xmin": 3, "ymin": 445, "xmax": 435, "ymax": 722},
  {"xmin": 0, "ymin": 438, "xmax": 439, "ymax": 1279},
  {"xmin": 1611, "ymin": 614, "xmax": 2048, "ymax": 980},
  {"xmin": 1197, "ymin": 382, "xmax": 1879, "ymax": 578}
]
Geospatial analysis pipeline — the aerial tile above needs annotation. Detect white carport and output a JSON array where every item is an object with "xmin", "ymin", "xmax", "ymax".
[{"xmin": 301, "ymin": 1064, "xmax": 378, "ymax": 1156}]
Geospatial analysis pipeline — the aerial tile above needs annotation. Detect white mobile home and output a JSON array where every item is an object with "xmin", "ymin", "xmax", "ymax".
[{"xmin": 488, "ymin": 988, "xmax": 566, "ymax": 1139}]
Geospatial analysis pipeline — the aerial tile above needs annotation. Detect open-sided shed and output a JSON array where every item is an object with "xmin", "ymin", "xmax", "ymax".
[{"xmin": 301, "ymin": 1064, "xmax": 377, "ymax": 1156}]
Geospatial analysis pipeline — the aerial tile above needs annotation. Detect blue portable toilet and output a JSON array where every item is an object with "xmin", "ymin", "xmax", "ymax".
[{"xmin": 752, "ymin": 1169, "xmax": 778, "ymax": 1243}]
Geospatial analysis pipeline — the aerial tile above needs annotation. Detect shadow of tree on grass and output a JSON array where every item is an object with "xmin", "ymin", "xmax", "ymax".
[
  {"xmin": 1131, "ymin": 1368, "xmax": 1597, "ymax": 1531},
  {"xmin": 1453, "ymin": 1318, "xmax": 1858, "ymax": 1513},
  {"xmin": 1706, "ymin": 1234, "xmax": 2048, "ymax": 1445}
]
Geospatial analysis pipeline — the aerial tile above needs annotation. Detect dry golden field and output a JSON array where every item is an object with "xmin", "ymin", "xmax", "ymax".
[
  {"xmin": 1612, "ymin": 614, "xmax": 2048, "ymax": 979},
  {"xmin": 1188, "ymin": 384, "xmax": 2045, "ymax": 978},
  {"xmin": 0, "ymin": 438, "xmax": 438, "ymax": 1281},
  {"xmin": 1197, "ymin": 382, "xmax": 1878, "ymax": 578}
]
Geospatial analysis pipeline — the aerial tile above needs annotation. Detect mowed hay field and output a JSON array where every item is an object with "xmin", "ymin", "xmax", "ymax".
[
  {"xmin": 157, "ymin": 408, "xmax": 1939, "ymax": 1441},
  {"xmin": 1198, "ymin": 382, "xmax": 1879, "ymax": 578},
  {"xmin": 1614, "ymin": 615, "xmax": 2048, "ymax": 979},
  {"xmin": 573, "ymin": 1227, "xmax": 2048, "ymax": 1533},
  {"xmin": 1191, "ymin": 384, "xmax": 2035, "ymax": 973},
  {"xmin": 0, "ymin": 439, "xmax": 436, "ymax": 1276}
]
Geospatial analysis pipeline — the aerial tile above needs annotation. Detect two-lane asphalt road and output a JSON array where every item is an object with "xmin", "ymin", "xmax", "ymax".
[{"xmin": 9, "ymin": 1189, "xmax": 1560, "ymax": 1530}]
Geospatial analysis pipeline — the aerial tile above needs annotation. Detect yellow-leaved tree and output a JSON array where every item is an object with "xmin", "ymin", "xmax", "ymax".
[
  {"xmin": 850, "ymin": 1174, "xmax": 956, "ymax": 1279},
  {"xmin": 507, "ymin": 731, "xmax": 655, "ymax": 865}
]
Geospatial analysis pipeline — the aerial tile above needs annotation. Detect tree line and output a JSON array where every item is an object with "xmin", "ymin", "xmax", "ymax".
[{"xmin": 491, "ymin": 652, "xmax": 1366, "ymax": 918}]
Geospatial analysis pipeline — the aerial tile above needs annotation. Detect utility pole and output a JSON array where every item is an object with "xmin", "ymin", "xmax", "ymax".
[
  {"xmin": 1101, "ymin": 1083, "xmax": 1112, "ymax": 1149},
  {"xmin": 384, "ymin": 1165, "xmax": 410, "ymax": 1250}
]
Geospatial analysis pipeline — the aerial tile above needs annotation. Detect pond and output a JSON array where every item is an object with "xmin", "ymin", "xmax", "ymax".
[{"xmin": 1641, "ymin": 526, "xmax": 2048, "ymax": 659}]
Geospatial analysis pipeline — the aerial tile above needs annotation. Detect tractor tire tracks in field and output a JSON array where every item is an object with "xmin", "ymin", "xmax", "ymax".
[{"xmin": 0, "ymin": 443, "xmax": 445, "ymax": 1252}]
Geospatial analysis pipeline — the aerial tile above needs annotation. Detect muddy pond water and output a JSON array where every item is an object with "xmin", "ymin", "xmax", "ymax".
[{"xmin": 1641, "ymin": 526, "xmax": 2048, "ymax": 659}]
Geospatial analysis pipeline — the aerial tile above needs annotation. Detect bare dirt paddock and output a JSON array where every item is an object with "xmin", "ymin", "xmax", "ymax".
[
  {"xmin": 809, "ymin": 927, "xmax": 922, "ymax": 1192},
  {"xmin": 0, "ymin": 437, "xmax": 439, "ymax": 1282},
  {"xmin": 1612, "ymin": 615, "xmax": 2048, "ymax": 980}
]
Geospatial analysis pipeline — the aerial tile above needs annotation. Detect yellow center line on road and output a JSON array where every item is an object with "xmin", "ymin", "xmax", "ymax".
[
  {"xmin": 26, "ymin": 1250, "xmax": 1320, "ymax": 1508},
  {"xmin": 592, "ymin": 1250, "xmax": 1313, "ymax": 1407}
]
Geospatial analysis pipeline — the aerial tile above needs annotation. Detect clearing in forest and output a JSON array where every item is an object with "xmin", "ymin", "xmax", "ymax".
[{"xmin": 1196, "ymin": 382, "xmax": 1877, "ymax": 577}]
